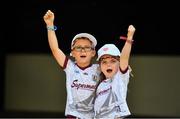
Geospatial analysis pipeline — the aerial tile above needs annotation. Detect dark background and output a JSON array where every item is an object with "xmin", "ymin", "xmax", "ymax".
[
  {"xmin": 2, "ymin": 0, "xmax": 180, "ymax": 54},
  {"xmin": 1, "ymin": 0, "xmax": 180, "ymax": 117}
]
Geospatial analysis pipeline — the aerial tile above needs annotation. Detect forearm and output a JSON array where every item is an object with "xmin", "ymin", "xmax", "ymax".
[
  {"xmin": 47, "ymin": 28, "xmax": 66, "ymax": 67},
  {"xmin": 120, "ymin": 30, "xmax": 134, "ymax": 70},
  {"xmin": 120, "ymin": 40, "xmax": 132, "ymax": 60},
  {"xmin": 47, "ymin": 30, "xmax": 59, "ymax": 52},
  {"xmin": 120, "ymin": 39, "xmax": 132, "ymax": 70}
]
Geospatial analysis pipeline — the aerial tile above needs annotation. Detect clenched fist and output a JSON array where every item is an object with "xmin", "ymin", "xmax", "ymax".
[
  {"xmin": 127, "ymin": 25, "xmax": 136, "ymax": 38},
  {"xmin": 43, "ymin": 10, "xmax": 55, "ymax": 26}
]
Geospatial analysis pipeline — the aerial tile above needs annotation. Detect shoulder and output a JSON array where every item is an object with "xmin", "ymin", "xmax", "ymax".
[{"xmin": 92, "ymin": 63, "xmax": 100, "ymax": 73}]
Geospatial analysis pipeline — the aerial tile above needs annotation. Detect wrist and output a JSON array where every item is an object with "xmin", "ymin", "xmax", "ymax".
[
  {"xmin": 120, "ymin": 36, "xmax": 134, "ymax": 44},
  {"xmin": 47, "ymin": 25, "xmax": 57, "ymax": 31},
  {"xmin": 46, "ymin": 22, "xmax": 54, "ymax": 26},
  {"xmin": 126, "ymin": 39, "xmax": 134, "ymax": 44}
]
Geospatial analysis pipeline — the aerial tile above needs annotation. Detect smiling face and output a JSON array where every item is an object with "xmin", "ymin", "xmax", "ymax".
[
  {"xmin": 100, "ymin": 55, "xmax": 120, "ymax": 79},
  {"xmin": 71, "ymin": 38, "xmax": 96, "ymax": 67}
]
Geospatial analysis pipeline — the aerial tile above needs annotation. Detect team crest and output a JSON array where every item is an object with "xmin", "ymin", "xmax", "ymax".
[{"xmin": 92, "ymin": 75, "xmax": 99, "ymax": 82}]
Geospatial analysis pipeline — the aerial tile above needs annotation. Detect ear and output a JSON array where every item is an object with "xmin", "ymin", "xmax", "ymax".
[
  {"xmin": 91, "ymin": 50, "xmax": 96, "ymax": 57},
  {"xmin": 71, "ymin": 51, "xmax": 75, "ymax": 57}
]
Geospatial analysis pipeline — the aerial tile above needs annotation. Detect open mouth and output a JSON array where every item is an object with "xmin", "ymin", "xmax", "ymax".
[
  {"xmin": 80, "ymin": 55, "xmax": 86, "ymax": 58},
  {"xmin": 106, "ymin": 69, "xmax": 113, "ymax": 73}
]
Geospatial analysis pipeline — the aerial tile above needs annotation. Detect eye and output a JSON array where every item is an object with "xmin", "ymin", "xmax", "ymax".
[
  {"xmin": 101, "ymin": 60, "xmax": 107, "ymax": 65},
  {"xmin": 73, "ymin": 46, "xmax": 82, "ymax": 51},
  {"xmin": 84, "ymin": 46, "xmax": 92, "ymax": 51},
  {"xmin": 110, "ymin": 59, "xmax": 117, "ymax": 64},
  {"xmin": 76, "ymin": 46, "xmax": 82, "ymax": 50}
]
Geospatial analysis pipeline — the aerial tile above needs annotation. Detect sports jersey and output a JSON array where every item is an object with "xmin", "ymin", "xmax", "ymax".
[
  {"xmin": 63, "ymin": 57, "xmax": 100, "ymax": 118},
  {"xmin": 94, "ymin": 69, "xmax": 131, "ymax": 118}
]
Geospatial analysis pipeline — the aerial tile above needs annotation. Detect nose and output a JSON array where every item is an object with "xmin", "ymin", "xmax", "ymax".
[
  {"xmin": 106, "ymin": 62, "xmax": 111, "ymax": 66},
  {"xmin": 81, "ymin": 48, "xmax": 86, "ymax": 52}
]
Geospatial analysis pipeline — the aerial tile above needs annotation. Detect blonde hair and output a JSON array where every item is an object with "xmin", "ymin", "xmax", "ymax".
[{"xmin": 128, "ymin": 65, "xmax": 134, "ymax": 77}]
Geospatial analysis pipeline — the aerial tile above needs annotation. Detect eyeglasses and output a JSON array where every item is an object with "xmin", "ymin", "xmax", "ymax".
[{"xmin": 72, "ymin": 46, "xmax": 94, "ymax": 52}]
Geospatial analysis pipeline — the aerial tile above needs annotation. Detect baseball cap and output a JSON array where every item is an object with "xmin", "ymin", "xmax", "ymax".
[
  {"xmin": 71, "ymin": 33, "xmax": 97, "ymax": 49},
  {"xmin": 97, "ymin": 44, "xmax": 121, "ymax": 61}
]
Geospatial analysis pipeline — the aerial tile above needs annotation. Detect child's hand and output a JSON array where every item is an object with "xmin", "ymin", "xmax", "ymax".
[
  {"xmin": 43, "ymin": 10, "xmax": 55, "ymax": 26},
  {"xmin": 127, "ymin": 25, "xmax": 136, "ymax": 39}
]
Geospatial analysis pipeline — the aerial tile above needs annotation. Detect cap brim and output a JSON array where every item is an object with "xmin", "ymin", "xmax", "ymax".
[{"xmin": 71, "ymin": 33, "xmax": 97, "ymax": 48}]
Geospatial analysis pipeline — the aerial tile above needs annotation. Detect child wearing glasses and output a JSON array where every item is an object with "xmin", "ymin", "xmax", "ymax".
[
  {"xmin": 94, "ymin": 25, "xmax": 135, "ymax": 119},
  {"xmin": 43, "ymin": 10, "xmax": 100, "ymax": 118}
]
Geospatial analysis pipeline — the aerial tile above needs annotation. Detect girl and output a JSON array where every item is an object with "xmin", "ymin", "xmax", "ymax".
[{"xmin": 94, "ymin": 25, "xmax": 135, "ymax": 118}]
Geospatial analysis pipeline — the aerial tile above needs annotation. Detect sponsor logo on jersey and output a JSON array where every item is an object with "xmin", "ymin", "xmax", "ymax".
[
  {"xmin": 71, "ymin": 80, "xmax": 96, "ymax": 90},
  {"xmin": 92, "ymin": 75, "xmax": 99, "ymax": 82},
  {"xmin": 97, "ymin": 86, "xmax": 112, "ymax": 96}
]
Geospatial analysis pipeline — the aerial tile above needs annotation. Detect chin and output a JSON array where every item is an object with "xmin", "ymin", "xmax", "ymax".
[
  {"xmin": 80, "ymin": 59, "xmax": 88, "ymax": 63},
  {"xmin": 105, "ymin": 75, "xmax": 113, "ymax": 79}
]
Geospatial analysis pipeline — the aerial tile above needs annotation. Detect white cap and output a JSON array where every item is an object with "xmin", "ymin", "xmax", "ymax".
[
  {"xmin": 71, "ymin": 33, "xmax": 97, "ymax": 49},
  {"xmin": 97, "ymin": 44, "xmax": 121, "ymax": 61}
]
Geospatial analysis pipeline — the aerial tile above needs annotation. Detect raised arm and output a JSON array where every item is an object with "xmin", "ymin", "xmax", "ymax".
[
  {"xmin": 43, "ymin": 10, "xmax": 66, "ymax": 67},
  {"xmin": 120, "ymin": 25, "xmax": 136, "ymax": 71}
]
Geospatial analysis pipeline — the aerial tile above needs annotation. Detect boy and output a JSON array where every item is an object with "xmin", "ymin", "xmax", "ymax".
[{"xmin": 43, "ymin": 10, "xmax": 100, "ymax": 118}]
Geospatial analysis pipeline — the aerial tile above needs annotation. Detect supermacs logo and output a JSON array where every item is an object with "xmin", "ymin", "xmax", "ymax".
[{"xmin": 71, "ymin": 80, "xmax": 96, "ymax": 91}]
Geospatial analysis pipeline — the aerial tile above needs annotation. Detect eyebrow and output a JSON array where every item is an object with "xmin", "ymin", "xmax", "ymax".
[
  {"xmin": 100, "ymin": 56, "xmax": 119, "ymax": 61},
  {"xmin": 72, "ymin": 38, "xmax": 94, "ymax": 47}
]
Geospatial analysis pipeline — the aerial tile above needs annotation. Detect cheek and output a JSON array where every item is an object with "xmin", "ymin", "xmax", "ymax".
[
  {"xmin": 71, "ymin": 51, "xmax": 78, "ymax": 57},
  {"xmin": 100, "ymin": 65, "xmax": 106, "ymax": 73},
  {"xmin": 89, "ymin": 51, "xmax": 96, "ymax": 57},
  {"xmin": 113, "ymin": 65, "xmax": 119, "ymax": 72}
]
